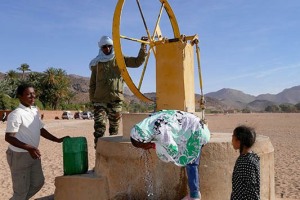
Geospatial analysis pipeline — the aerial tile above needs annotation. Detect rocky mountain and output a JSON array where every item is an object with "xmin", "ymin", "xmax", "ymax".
[
  {"xmin": 206, "ymin": 87, "xmax": 300, "ymax": 111},
  {"xmin": 205, "ymin": 88, "xmax": 256, "ymax": 110},
  {"xmin": 69, "ymin": 74, "xmax": 90, "ymax": 93},
  {"xmin": 68, "ymin": 74, "xmax": 90, "ymax": 104},
  {"xmin": 246, "ymin": 100, "xmax": 277, "ymax": 112},
  {"xmin": 256, "ymin": 86, "xmax": 300, "ymax": 104}
]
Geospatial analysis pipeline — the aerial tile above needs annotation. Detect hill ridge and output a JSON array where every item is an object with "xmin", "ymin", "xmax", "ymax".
[{"xmin": 1, "ymin": 72, "xmax": 299, "ymax": 111}]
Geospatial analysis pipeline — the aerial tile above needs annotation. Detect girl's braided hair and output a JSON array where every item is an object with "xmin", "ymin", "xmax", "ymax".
[{"xmin": 233, "ymin": 125, "xmax": 256, "ymax": 154}]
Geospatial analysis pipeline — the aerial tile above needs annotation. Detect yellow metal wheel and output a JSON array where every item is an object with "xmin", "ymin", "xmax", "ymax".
[{"xmin": 112, "ymin": 0, "xmax": 181, "ymax": 103}]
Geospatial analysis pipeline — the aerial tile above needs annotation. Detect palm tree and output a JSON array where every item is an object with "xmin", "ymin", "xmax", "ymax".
[
  {"xmin": 40, "ymin": 67, "xmax": 71, "ymax": 109},
  {"xmin": 5, "ymin": 70, "xmax": 20, "ymax": 97},
  {"xmin": 27, "ymin": 72, "xmax": 43, "ymax": 97},
  {"xmin": 52, "ymin": 68, "xmax": 70, "ymax": 110},
  {"xmin": 0, "ymin": 79, "xmax": 10, "ymax": 95},
  {"xmin": 43, "ymin": 67, "xmax": 56, "ymax": 85},
  {"xmin": 17, "ymin": 63, "xmax": 31, "ymax": 79},
  {"xmin": 5, "ymin": 70, "xmax": 18, "ymax": 80}
]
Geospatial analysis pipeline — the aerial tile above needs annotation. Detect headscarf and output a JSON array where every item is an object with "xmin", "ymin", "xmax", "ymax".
[{"xmin": 89, "ymin": 36, "xmax": 115, "ymax": 68}]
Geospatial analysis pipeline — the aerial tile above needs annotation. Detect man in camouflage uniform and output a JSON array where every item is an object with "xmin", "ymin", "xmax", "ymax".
[{"xmin": 89, "ymin": 35, "xmax": 147, "ymax": 148}]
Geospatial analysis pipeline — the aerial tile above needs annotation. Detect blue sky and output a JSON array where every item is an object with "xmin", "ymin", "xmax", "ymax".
[{"xmin": 1, "ymin": 0, "xmax": 300, "ymax": 96}]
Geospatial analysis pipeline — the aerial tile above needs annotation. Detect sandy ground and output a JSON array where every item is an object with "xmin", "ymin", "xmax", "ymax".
[{"xmin": 0, "ymin": 113, "xmax": 299, "ymax": 200}]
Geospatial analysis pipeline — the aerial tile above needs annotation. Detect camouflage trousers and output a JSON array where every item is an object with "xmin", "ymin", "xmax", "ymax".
[{"xmin": 93, "ymin": 101, "xmax": 122, "ymax": 144}]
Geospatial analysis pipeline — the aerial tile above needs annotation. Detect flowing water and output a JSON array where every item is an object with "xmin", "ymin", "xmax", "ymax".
[{"xmin": 140, "ymin": 150, "xmax": 154, "ymax": 199}]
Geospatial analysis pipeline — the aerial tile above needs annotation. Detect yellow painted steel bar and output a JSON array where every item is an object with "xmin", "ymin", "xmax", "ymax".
[
  {"xmin": 138, "ymin": 49, "xmax": 151, "ymax": 90},
  {"xmin": 113, "ymin": 0, "xmax": 152, "ymax": 102},
  {"xmin": 148, "ymin": 3, "xmax": 165, "ymax": 57},
  {"xmin": 136, "ymin": 0, "xmax": 152, "ymax": 40},
  {"xmin": 159, "ymin": 0, "xmax": 180, "ymax": 38},
  {"xmin": 196, "ymin": 43, "xmax": 203, "ymax": 95},
  {"xmin": 184, "ymin": 35, "xmax": 199, "ymax": 42},
  {"xmin": 137, "ymin": 2, "xmax": 166, "ymax": 90},
  {"xmin": 196, "ymin": 42, "xmax": 206, "ymax": 120},
  {"xmin": 120, "ymin": 35, "xmax": 150, "ymax": 44},
  {"xmin": 152, "ymin": 3, "xmax": 164, "ymax": 41},
  {"xmin": 113, "ymin": 0, "xmax": 181, "ymax": 103}
]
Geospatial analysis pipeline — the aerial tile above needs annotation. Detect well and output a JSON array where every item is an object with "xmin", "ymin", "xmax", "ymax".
[{"xmin": 55, "ymin": 113, "xmax": 275, "ymax": 200}]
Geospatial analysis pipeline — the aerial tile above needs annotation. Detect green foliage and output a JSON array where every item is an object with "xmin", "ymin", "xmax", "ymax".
[
  {"xmin": 1, "ymin": 66, "xmax": 74, "ymax": 110},
  {"xmin": 6, "ymin": 70, "xmax": 19, "ymax": 79},
  {"xmin": 3, "ymin": 63, "xmax": 298, "ymax": 113},
  {"xmin": 241, "ymin": 108, "xmax": 251, "ymax": 113},
  {"xmin": 2, "ymin": 70, "xmax": 21, "ymax": 98},
  {"xmin": 10, "ymin": 98, "xmax": 19, "ymax": 110},
  {"xmin": 123, "ymin": 100, "xmax": 155, "ymax": 113},
  {"xmin": 17, "ymin": 63, "xmax": 31, "ymax": 79},
  {"xmin": 0, "ymin": 79, "xmax": 11, "ymax": 95},
  {"xmin": 0, "ymin": 94, "xmax": 19, "ymax": 110},
  {"xmin": 295, "ymin": 102, "xmax": 300, "ymax": 111},
  {"xmin": 34, "ymin": 99, "xmax": 44, "ymax": 110},
  {"xmin": 279, "ymin": 103, "xmax": 297, "ymax": 113},
  {"xmin": 265, "ymin": 105, "xmax": 281, "ymax": 112},
  {"xmin": 205, "ymin": 109, "xmax": 223, "ymax": 114},
  {"xmin": 37, "ymin": 67, "xmax": 71, "ymax": 110},
  {"xmin": 27, "ymin": 72, "xmax": 43, "ymax": 89},
  {"xmin": 60, "ymin": 103, "xmax": 83, "ymax": 111},
  {"xmin": 0, "ymin": 93, "xmax": 12, "ymax": 110}
]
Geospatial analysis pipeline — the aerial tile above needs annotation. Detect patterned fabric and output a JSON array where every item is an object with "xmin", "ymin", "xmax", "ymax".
[
  {"xmin": 93, "ymin": 101, "xmax": 123, "ymax": 139},
  {"xmin": 231, "ymin": 152, "xmax": 260, "ymax": 200},
  {"xmin": 130, "ymin": 110, "xmax": 210, "ymax": 166}
]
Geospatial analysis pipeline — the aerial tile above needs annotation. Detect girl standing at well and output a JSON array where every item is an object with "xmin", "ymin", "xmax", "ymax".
[{"xmin": 231, "ymin": 125, "xmax": 260, "ymax": 200}]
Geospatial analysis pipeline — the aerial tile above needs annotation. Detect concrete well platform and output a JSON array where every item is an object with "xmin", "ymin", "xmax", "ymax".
[
  {"xmin": 54, "ymin": 172, "xmax": 109, "ymax": 199},
  {"xmin": 55, "ymin": 113, "xmax": 275, "ymax": 200}
]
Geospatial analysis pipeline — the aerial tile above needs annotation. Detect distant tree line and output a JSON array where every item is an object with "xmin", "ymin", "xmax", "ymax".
[
  {"xmin": 0, "ymin": 63, "xmax": 155, "ymax": 113},
  {"xmin": 0, "ymin": 63, "xmax": 87, "ymax": 111},
  {"xmin": 237, "ymin": 104, "xmax": 300, "ymax": 113},
  {"xmin": 2, "ymin": 64, "xmax": 298, "ymax": 113},
  {"xmin": 265, "ymin": 103, "xmax": 300, "ymax": 113},
  {"xmin": 123, "ymin": 100, "xmax": 155, "ymax": 113},
  {"xmin": 205, "ymin": 103, "xmax": 300, "ymax": 114}
]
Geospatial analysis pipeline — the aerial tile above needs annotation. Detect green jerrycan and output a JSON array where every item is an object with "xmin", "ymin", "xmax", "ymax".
[{"xmin": 63, "ymin": 137, "xmax": 88, "ymax": 175}]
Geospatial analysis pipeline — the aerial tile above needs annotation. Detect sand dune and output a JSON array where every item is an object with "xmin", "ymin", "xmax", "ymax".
[{"xmin": 0, "ymin": 113, "xmax": 299, "ymax": 199}]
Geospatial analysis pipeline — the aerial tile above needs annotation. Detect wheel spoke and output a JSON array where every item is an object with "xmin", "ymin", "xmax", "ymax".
[
  {"xmin": 135, "ymin": 0, "xmax": 151, "ymax": 39},
  {"xmin": 120, "ymin": 35, "xmax": 150, "ymax": 45},
  {"xmin": 113, "ymin": 0, "xmax": 181, "ymax": 103},
  {"xmin": 151, "ymin": 2, "xmax": 164, "ymax": 41},
  {"xmin": 138, "ymin": 49, "xmax": 152, "ymax": 90},
  {"xmin": 147, "ymin": 2, "xmax": 165, "ymax": 57}
]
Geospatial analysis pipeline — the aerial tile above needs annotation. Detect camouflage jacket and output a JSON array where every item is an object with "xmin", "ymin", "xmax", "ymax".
[{"xmin": 89, "ymin": 48, "xmax": 146, "ymax": 103}]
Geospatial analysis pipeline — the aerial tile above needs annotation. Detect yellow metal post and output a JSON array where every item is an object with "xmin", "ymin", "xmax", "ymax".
[{"xmin": 156, "ymin": 41, "xmax": 195, "ymax": 112}]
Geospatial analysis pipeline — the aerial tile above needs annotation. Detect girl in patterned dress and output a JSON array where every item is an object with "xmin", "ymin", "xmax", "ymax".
[
  {"xmin": 130, "ymin": 110, "xmax": 211, "ymax": 200},
  {"xmin": 231, "ymin": 125, "xmax": 260, "ymax": 200}
]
